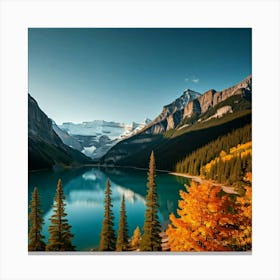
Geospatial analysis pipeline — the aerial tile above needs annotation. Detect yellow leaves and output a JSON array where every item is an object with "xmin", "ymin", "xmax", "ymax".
[
  {"xmin": 166, "ymin": 181, "xmax": 252, "ymax": 252},
  {"xmin": 203, "ymin": 141, "xmax": 252, "ymax": 178},
  {"xmin": 229, "ymin": 142, "xmax": 252, "ymax": 154},
  {"xmin": 220, "ymin": 150, "xmax": 227, "ymax": 157}
]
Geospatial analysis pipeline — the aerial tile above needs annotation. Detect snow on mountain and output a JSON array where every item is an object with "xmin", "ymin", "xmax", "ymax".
[
  {"xmin": 82, "ymin": 145, "xmax": 97, "ymax": 157},
  {"xmin": 140, "ymin": 89, "xmax": 201, "ymax": 134},
  {"xmin": 161, "ymin": 89, "xmax": 201, "ymax": 119},
  {"xmin": 57, "ymin": 119, "xmax": 151, "ymax": 159}
]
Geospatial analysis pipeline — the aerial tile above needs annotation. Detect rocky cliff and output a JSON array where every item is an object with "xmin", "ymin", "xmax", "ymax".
[
  {"xmin": 100, "ymin": 75, "xmax": 252, "ymax": 170},
  {"xmin": 142, "ymin": 89, "xmax": 201, "ymax": 134},
  {"xmin": 183, "ymin": 76, "xmax": 252, "ymax": 118},
  {"xmin": 28, "ymin": 94, "xmax": 91, "ymax": 170}
]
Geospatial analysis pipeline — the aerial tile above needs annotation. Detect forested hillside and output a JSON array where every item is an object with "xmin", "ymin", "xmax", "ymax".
[{"xmin": 175, "ymin": 124, "xmax": 252, "ymax": 183}]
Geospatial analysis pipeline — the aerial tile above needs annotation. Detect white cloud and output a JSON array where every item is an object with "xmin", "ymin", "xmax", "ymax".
[{"xmin": 185, "ymin": 75, "xmax": 199, "ymax": 84}]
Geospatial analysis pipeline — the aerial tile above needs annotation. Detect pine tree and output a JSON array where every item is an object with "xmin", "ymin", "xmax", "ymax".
[
  {"xmin": 46, "ymin": 179, "xmax": 75, "ymax": 251},
  {"xmin": 116, "ymin": 195, "xmax": 129, "ymax": 251},
  {"xmin": 99, "ymin": 179, "xmax": 116, "ymax": 251},
  {"xmin": 130, "ymin": 226, "xmax": 142, "ymax": 250},
  {"xmin": 28, "ymin": 187, "xmax": 46, "ymax": 251},
  {"xmin": 140, "ymin": 151, "xmax": 162, "ymax": 251}
]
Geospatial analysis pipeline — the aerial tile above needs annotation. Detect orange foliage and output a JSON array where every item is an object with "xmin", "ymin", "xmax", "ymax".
[{"xmin": 166, "ymin": 182, "xmax": 252, "ymax": 251}]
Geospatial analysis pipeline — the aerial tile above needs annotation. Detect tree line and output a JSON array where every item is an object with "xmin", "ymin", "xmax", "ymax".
[
  {"xmin": 28, "ymin": 179, "xmax": 75, "ymax": 251},
  {"xmin": 175, "ymin": 124, "xmax": 252, "ymax": 183},
  {"xmin": 29, "ymin": 147, "xmax": 252, "ymax": 252},
  {"xmin": 28, "ymin": 151, "xmax": 162, "ymax": 252}
]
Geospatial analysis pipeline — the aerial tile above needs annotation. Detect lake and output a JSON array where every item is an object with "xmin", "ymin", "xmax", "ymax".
[{"xmin": 28, "ymin": 167, "xmax": 189, "ymax": 251}]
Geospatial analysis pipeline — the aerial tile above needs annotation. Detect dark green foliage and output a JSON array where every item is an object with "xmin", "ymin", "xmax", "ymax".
[
  {"xmin": 140, "ymin": 151, "xmax": 162, "ymax": 251},
  {"xmin": 116, "ymin": 195, "xmax": 129, "ymax": 251},
  {"xmin": 179, "ymin": 112, "xmax": 200, "ymax": 127},
  {"xmin": 28, "ymin": 187, "xmax": 46, "ymax": 251},
  {"xmin": 176, "ymin": 124, "xmax": 252, "ymax": 183},
  {"xmin": 28, "ymin": 94, "xmax": 91, "ymax": 171},
  {"xmin": 28, "ymin": 137, "xmax": 91, "ymax": 171},
  {"xmin": 165, "ymin": 109, "xmax": 251, "ymax": 139},
  {"xmin": 46, "ymin": 179, "xmax": 75, "ymax": 251},
  {"xmin": 99, "ymin": 179, "xmax": 116, "ymax": 251},
  {"xmin": 101, "ymin": 110, "xmax": 251, "ymax": 171}
]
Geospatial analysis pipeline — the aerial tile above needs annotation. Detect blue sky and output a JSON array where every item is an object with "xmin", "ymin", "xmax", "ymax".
[{"xmin": 28, "ymin": 28, "xmax": 251, "ymax": 124}]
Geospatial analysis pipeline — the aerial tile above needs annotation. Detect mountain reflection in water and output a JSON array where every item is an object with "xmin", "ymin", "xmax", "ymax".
[{"xmin": 28, "ymin": 167, "xmax": 189, "ymax": 251}]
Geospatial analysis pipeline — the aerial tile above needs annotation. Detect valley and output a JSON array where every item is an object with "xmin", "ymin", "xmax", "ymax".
[{"xmin": 28, "ymin": 74, "xmax": 252, "ymax": 252}]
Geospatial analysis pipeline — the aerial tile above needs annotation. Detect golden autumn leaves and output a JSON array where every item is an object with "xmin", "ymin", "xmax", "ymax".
[{"xmin": 166, "ymin": 178, "xmax": 252, "ymax": 252}]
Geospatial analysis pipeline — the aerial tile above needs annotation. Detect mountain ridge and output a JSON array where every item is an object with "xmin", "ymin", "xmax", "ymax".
[
  {"xmin": 56, "ymin": 118, "xmax": 151, "ymax": 159},
  {"xmin": 28, "ymin": 94, "xmax": 91, "ymax": 171},
  {"xmin": 100, "ymin": 75, "xmax": 252, "ymax": 170}
]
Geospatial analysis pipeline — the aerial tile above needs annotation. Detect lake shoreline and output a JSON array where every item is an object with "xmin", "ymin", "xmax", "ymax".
[{"xmin": 169, "ymin": 172, "xmax": 238, "ymax": 194}]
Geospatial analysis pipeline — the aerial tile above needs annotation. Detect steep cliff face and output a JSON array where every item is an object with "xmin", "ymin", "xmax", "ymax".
[
  {"xmin": 28, "ymin": 94, "xmax": 91, "ymax": 170},
  {"xmin": 184, "ymin": 98, "xmax": 202, "ymax": 118},
  {"xmin": 100, "ymin": 76, "xmax": 252, "ymax": 170},
  {"xmin": 142, "ymin": 89, "xmax": 201, "ymax": 134},
  {"xmin": 28, "ymin": 95, "xmax": 62, "ymax": 146},
  {"xmin": 183, "ymin": 76, "xmax": 252, "ymax": 118}
]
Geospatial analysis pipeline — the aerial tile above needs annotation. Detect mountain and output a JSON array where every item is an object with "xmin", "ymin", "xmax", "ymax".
[
  {"xmin": 57, "ymin": 119, "xmax": 151, "ymax": 159},
  {"xmin": 140, "ymin": 89, "xmax": 201, "ymax": 134},
  {"xmin": 100, "ymin": 76, "xmax": 252, "ymax": 170},
  {"xmin": 28, "ymin": 94, "xmax": 91, "ymax": 171},
  {"xmin": 52, "ymin": 121, "xmax": 83, "ymax": 151}
]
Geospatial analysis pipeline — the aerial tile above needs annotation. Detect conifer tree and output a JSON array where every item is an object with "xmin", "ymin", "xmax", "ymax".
[
  {"xmin": 46, "ymin": 179, "xmax": 75, "ymax": 251},
  {"xmin": 28, "ymin": 187, "xmax": 46, "ymax": 251},
  {"xmin": 99, "ymin": 179, "xmax": 116, "ymax": 251},
  {"xmin": 130, "ymin": 226, "xmax": 142, "ymax": 250},
  {"xmin": 116, "ymin": 195, "xmax": 129, "ymax": 251},
  {"xmin": 140, "ymin": 151, "xmax": 162, "ymax": 251}
]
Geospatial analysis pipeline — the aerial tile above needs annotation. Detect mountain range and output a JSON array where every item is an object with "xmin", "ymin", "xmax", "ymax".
[
  {"xmin": 100, "ymin": 75, "xmax": 252, "ymax": 170},
  {"xmin": 54, "ymin": 119, "xmax": 151, "ymax": 159},
  {"xmin": 28, "ymin": 75, "xmax": 252, "ymax": 171}
]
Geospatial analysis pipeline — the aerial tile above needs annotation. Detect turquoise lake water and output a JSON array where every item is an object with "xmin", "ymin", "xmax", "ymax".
[{"xmin": 28, "ymin": 167, "xmax": 189, "ymax": 251}]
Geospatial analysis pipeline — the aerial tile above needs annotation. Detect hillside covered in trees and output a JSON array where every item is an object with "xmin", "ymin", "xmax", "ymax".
[{"xmin": 175, "ymin": 124, "xmax": 252, "ymax": 184}]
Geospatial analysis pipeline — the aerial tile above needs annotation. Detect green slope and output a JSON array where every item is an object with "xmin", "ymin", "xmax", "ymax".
[{"xmin": 100, "ymin": 109, "xmax": 251, "ymax": 171}]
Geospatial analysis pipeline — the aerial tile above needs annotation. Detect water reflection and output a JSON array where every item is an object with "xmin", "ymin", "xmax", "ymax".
[{"xmin": 28, "ymin": 167, "xmax": 189, "ymax": 251}]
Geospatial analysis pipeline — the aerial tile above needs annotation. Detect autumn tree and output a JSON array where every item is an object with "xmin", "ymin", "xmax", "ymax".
[
  {"xmin": 99, "ymin": 179, "xmax": 116, "ymax": 251},
  {"xmin": 28, "ymin": 187, "xmax": 46, "ymax": 251},
  {"xmin": 116, "ymin": 195, "xmax": 129, "ymax": 251},
  {"xmin": 130, "ymin": 226, "xmax": 142, "ymax": 250},
  {"xmin": 46, "ymin": 179, "xmax": 75, "ymax": 251},
  {"xmin": 166, "ymin": 181, "xmax": 252, "ymax": 251},
  {"xmin": 140, "ymin": 151, "xmax": 162, "ymax": 251}
]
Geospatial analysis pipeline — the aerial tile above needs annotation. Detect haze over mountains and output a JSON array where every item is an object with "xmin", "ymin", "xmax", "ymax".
[
  {"xmin": 53, "ymin": 119, "xmax": 151, "ymax": 159},
  {"xmin": 28, "ymin": 75, "xmax": 252, "ymax": 171}
]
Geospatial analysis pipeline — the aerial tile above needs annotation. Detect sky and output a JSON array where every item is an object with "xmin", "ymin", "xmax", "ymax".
[{"xmin": 28, "ymin": 28, "xmax": 252, "ymax": 125}]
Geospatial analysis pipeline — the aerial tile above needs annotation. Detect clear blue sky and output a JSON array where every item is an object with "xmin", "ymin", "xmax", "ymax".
[{"xmin": 28, "ymin": 28, "xmax": 251, "ymax": 124}]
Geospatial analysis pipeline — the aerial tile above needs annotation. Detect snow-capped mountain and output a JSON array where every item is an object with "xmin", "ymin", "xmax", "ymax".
[
  {"xmin": 101, "ymin": 76, "xmax": 252, "ymax": 170},
  {"xmin": 141, "ymin": 89, "xmax": 201, "ymax": 134},
  {"xmin": 161, "ymin": 89, "xmax": 201, "ymax": 119},
  {"xmin": 56, "ymin": 119, "xmax": 151, "ymax": 159}
]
